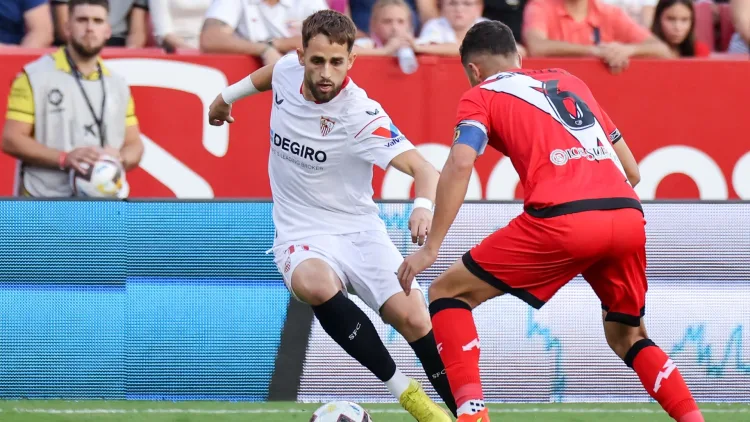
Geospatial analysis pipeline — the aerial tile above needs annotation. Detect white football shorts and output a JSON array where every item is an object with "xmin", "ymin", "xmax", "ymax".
[{"xmin": 271, "ymin": 230, "xmax": 422, "ymax": 314}]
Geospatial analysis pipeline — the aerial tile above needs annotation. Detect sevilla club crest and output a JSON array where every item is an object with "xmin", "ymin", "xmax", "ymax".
[{"xmin": 320, "ymin": 116, "xmax": 335, "ymax": 137}]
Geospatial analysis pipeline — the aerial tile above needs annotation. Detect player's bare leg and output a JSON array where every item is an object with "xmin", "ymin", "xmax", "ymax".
[
  {"xmin": 427, "ymin": 259, "xmax": 505, "ymax": 422},
  {"xmin": 381, "ymin": 291, "xmax": 458, "ymax": 417},
  {"xmin": 292, "ymin": 260, "xmax": 447, "ymax": 422},
  {"xmin": 603, "ymin": 313, "xmax": 704, "ymax": 422}
]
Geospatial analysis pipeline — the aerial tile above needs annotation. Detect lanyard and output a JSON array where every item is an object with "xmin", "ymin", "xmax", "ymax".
[{"xmin": 64, "ymin": 47, "xmax": 107, "ymax": 147}]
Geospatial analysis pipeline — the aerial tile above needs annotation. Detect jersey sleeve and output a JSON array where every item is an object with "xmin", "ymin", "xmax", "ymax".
[
  {"xmin": 351, "ymin": 109, "xmax": 416, "ymax": 170},
  {"xmin": 453, "ymin": 89, "xmax": 490, "ymax": 156},
  {"xmin": 597, "ymin": 104, "xmax": 622, "ymax": 145},
  {"xmin": 6, "ymin": 72, "xmax": 35, "ymax": 124},
  {"xmin": 271, "ymin": 52, "xmax": 301, "ymax": 92},
  {"xmin": 125, "ymin": 95, "xmax": 138, "ymax": 127}
]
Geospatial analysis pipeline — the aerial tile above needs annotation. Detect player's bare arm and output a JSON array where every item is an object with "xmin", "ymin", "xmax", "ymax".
[
  {"xmin": 397, "ymin": 144, "xmax": 478, "ymax": 293},
  {"xmin": 612, "ymin": 138, "xmax": 641, "ymax": 187},
  {"xmin": 208, "ymin": 64, "xmax": 275, "ymax": 126},
  {"xmin": 388, "ymin": 150, "xmax": 439, "ymax": 246}
]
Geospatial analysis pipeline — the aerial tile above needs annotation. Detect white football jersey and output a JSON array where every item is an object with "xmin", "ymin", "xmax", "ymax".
[{"xmin": 268, "ymin": 54, "xmax": 415, "ymax": 246}]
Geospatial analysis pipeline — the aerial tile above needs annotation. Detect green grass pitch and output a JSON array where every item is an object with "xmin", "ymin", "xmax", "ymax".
[{"xmin": 1, "ymin": 401, "xmax": 748, "ymax": 422}]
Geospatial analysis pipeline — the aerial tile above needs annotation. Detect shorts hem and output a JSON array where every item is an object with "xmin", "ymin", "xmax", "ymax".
[
  {"xmin": 462, "ymin": 251, "xmax": 546, "ymax": 309},
  {"xmin": 602, "ymin": 305, "xmax": 645, "ymax": 327}
]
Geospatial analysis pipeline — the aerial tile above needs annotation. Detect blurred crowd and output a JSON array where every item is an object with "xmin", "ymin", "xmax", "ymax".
[{"xmin": 0, "ymin": 0, "xmax": 748, "ymax": 68}]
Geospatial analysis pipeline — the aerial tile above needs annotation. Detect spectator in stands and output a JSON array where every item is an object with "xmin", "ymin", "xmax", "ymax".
[
  {"xmin": 414, "ymin": 0, "xmax": 489, "ymax": 55},
  {"xmin": 350, "ymin": 0, "xmax": 439, "ymax": 35},
  {"xmin": 0, "ymin": 0, "xmax": 54, "ymax": 47},
  {"xmin": 199, "ymin": 0, "xmax": 328, "ymax": 65},
  {"xmin": 52, "ymin": 0, "xmax": 149, "ymax": 47},
  {"xmin": 523, "ymin": 0, "xmax": 671, "ymax": 72},
  {"xmin": 328, "ymin": 0, "xmax": 351, "ymax": 15},
  {"xmin": 600, "ymin": 0, "xmax": 656, "ymax": 28},
  {"xmin": 355, "ymin": 0, "xmax": 416, "ymax": 55},
  {"xmin": 727, "ymin": 0, "xmax": 749, "ymax": 53},
  {"xmin": 651, "ymin": 0, "xmax": 710, "ymax": 56},
  {"xmin": 150, "ymin": 0, "xmax": 211, "ymax": 51},
  {"xmin": 2, "ymin": 0, "xmax": 144, "ymax": 197},
  {"xmin": 483, "ymin": 0, "xmax": 528, "ymax": 44}
]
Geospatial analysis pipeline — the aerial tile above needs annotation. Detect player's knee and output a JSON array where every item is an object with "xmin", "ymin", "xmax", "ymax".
[
  {"xmin": 428, "ymin": 275, "xmax": 454, "ymax": 303},
  {"xmin": 386, "ymin": 306, "xmax": 431, "ymax": 341},
  {"xmin": 604, "ymin": 328, "xmax": 648, "ymax": 360},
  {"xmin": 290, "ymin": 259, "xmax": 342, "ymax": 306}
]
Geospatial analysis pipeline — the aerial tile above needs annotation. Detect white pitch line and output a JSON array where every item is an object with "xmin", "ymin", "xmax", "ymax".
[{"xmin": 6, "ymin": 407, "xmax": 749, "ymax": 415}]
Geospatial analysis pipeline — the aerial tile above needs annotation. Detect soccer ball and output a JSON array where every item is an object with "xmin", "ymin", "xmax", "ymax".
[
  {"xmin": 310, "ymin": 401, "xmax": 372, "ymax": 422},
  {"xmin": 71, "ymin": 155, "xmax": 126, "ymax": 198}
]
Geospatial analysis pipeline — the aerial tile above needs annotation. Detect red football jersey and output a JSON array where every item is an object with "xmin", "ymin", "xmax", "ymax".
[{"xmin": 455, "ymin": 68, "xmax": 641, "ymax": 217}]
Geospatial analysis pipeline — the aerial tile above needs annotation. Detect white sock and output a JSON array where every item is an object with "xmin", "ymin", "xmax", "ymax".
[
  {"xmin": 457, "ymin": 399, "xmax": 486, "ymax": 416},
  {"xmin": 384, "ymin": 369, "xmax": 411, "ymax": 398}
]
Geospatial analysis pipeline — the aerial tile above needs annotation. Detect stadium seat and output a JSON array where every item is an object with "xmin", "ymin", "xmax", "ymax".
[
  {"xmin": 693, "ymin": 1, "xmax": 716, "ymax": 51},
  {"xmin": 717, "ymin": 3, "xmax": 735, "ymax": 52}
]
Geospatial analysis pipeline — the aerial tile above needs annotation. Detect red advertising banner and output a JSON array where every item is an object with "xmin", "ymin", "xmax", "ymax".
[{"xmin": 1, "ymin": 49, "xmax": 748, "ymax": 199}]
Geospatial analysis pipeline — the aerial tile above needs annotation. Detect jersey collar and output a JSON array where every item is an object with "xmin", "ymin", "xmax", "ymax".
[
  {"xmin": 484, "ymin": 68, "xmax": 523, "ymax": 81},
  {"xmin": 53, "ymin": 47, "xmax": 111, "ymax": 80},
  {"xmin": 300, "ymin": 77, "xmax": 351, "ymax": 104}
]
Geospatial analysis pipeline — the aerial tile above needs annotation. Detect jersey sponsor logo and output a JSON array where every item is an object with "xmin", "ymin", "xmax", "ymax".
[
  {"xmin": 320, "ymin": 116, "xmax": 335, "ymax": 137},
  {"xmin": 550, "ymin": 145, "xmax": 616, "ymax": 166},
  {"xmin": 272, "ymin": 130, "xmax": 327, "ymax": 163},
  {"xmin": 366, "ymin": 108, "xmax": 379, "ymax": 116},
  {"xmin": 371, "ymin": 122, "xmax": 406, "ymax": 147},
  {"xmin": 275, "ymin": 93, "xmax": 284, "ymax": 105}
]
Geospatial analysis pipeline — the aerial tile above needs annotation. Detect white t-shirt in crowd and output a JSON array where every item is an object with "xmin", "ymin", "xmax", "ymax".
[
  {"xmin": 268, "ymin": 54, "xmax": 416, "ymax": 245},
  {"xmin": 599, "ymin": 0, "xmax": 656, "ymax": 26},
  {"xmin": 417, "ymin": 16, "xmax": 488, "ymax": 44},
  {"xmin": 151, "ymin": 0, "xmax": 212, "ymax": 48},
  {"xmin": 205, "ymin": 0, "xmax": 329, "ymax": 42}
]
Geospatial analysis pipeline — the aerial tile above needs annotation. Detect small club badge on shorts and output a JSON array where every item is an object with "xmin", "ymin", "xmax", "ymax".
[{"xmin": 320, "ymin": 116, "xmax": 335, "ymax": 137}]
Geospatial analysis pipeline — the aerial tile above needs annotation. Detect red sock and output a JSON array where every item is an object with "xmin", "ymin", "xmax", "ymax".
[
  {"xmin": 626, "ymin": 339, "xmax": 702, "ymax": 421},
  {"xmin": 429, "ymin": 298, "xmax": 483, "ymax": 409}
]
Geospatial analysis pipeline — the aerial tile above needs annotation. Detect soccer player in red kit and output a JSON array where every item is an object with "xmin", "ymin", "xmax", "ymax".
[{"xmin": 397, "ymin": 20, "xmax": 704, "ymax": 422}]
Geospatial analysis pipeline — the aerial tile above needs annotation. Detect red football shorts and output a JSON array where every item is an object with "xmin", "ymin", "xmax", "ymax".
[{"xmin": 463, "ymin": 208, "xmax": 647, "ymax": 326}]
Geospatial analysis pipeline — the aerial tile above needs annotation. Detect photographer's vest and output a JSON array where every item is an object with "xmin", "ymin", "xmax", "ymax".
[{"xmin": 19, "ymin": 47, "xmax": 131, "ymax": 197}]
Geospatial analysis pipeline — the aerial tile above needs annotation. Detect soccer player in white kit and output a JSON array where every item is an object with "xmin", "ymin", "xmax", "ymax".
[{"xmin": 208, "ymin": 10, "xmax": 455, "ymax": 422}]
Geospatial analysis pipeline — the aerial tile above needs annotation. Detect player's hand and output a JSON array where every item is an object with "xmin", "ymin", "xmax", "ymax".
[
  {"xmin": 65, "ymin": 146, "xmax": 102, "ymax": 174},
  {"xmin": 208, "ymin": 94, "xmax": 235, "ymax": 126},
  {"xmin": 397, "ymin": 247, "xmax": 438, "ymax": 295},
  {"xmin": 408, "ymin": 207, "xmax": 432, "ymax": 246}
]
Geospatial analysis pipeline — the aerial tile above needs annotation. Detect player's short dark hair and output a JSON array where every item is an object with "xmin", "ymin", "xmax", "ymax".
[
  {"xmin": 460, "ymin": 20, "xmax": 517, "ymax": 66},
  {"xmin": 69, "ymin": 0, "xmax": 110, "ymax": 13},
  {"xmin": 302, "ymin": 9, "xmax": 357, "ymax": 52}
]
